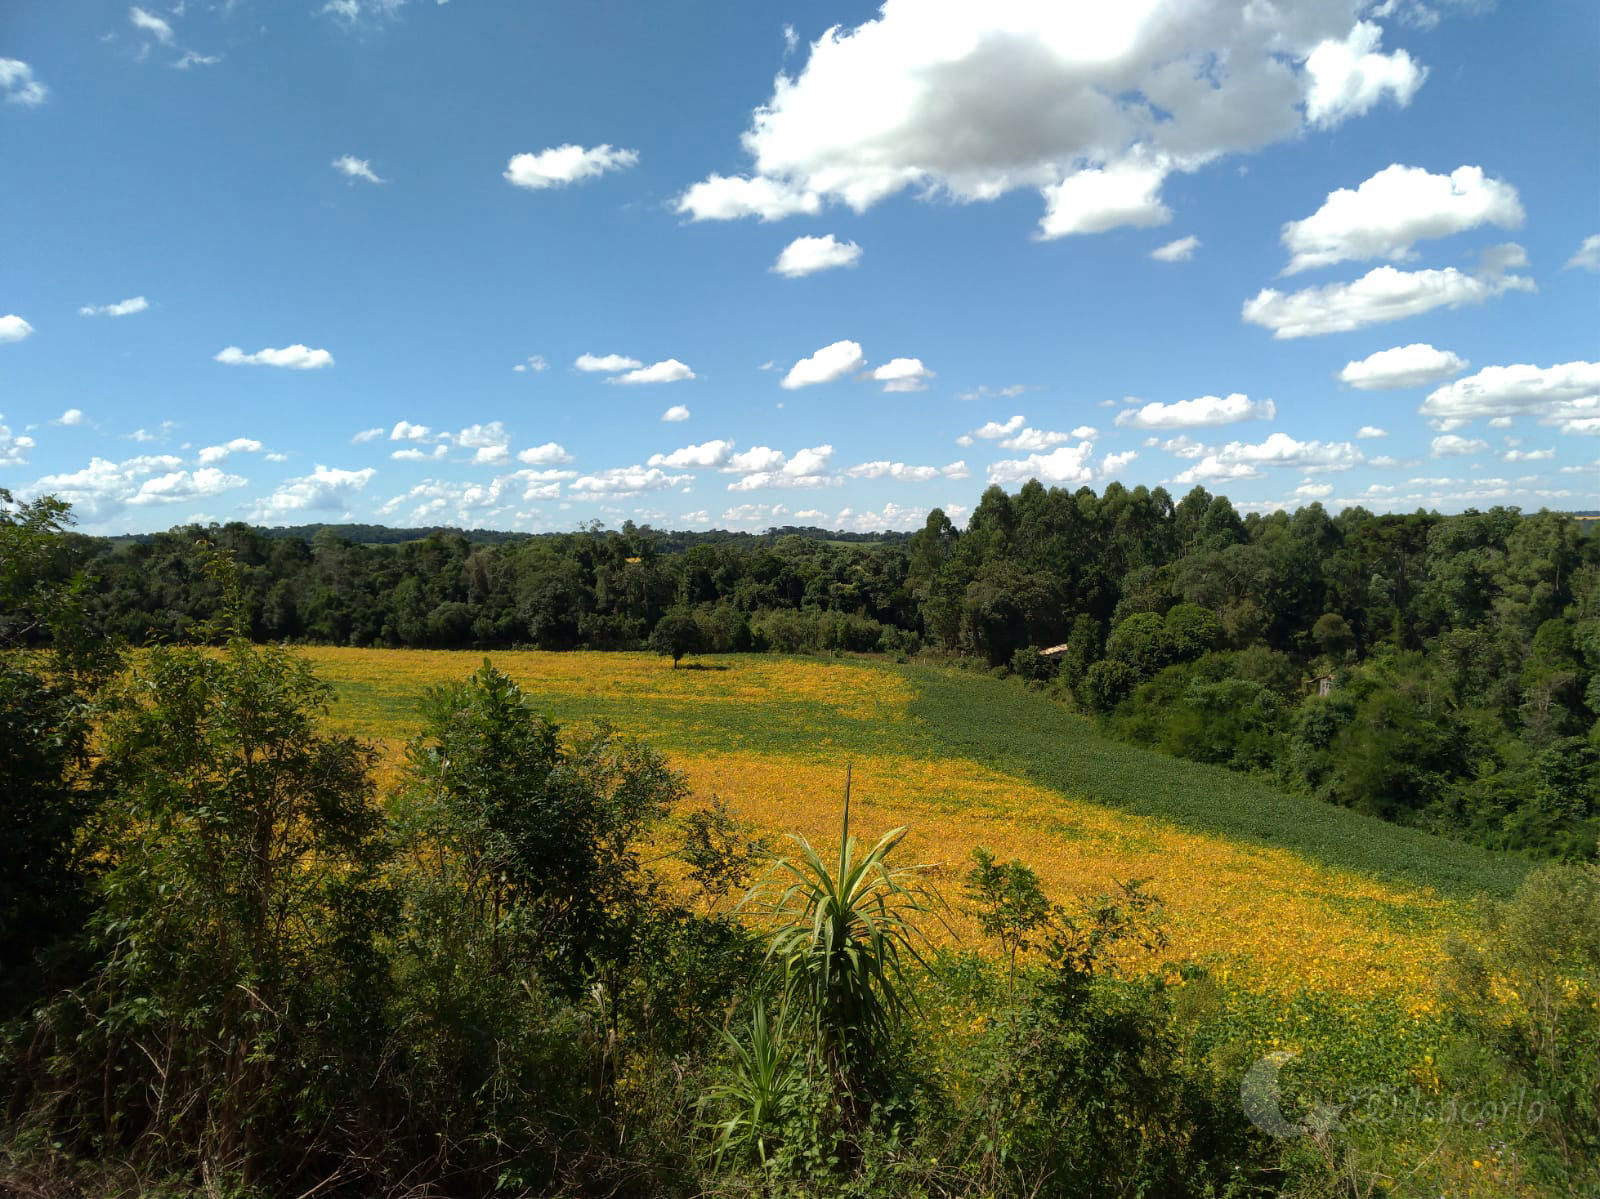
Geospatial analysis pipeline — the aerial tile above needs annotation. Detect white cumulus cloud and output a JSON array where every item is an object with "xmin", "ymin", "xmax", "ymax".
[
  {"xmin": 989, "ymin": 442, "xmax": 1098, "ymax": 488},
  {"xmin": 1356, "ymin": 426, "xmax": 1389, "ymax": 439},
  {"xmin": 1431, "ymin": 434, "xmax": 1488, "ymax": 457},
  {"xmin": 677, "ymin": 175, "xmax": 821, "ymax": 222},
  {"xmin": 252, "ymin": 465, "xmax": 376, "ymax": 521},
  {"xmin": 21, "ymin": 453, "xmax": 244, "ymax": 524},
  {"xmin": 197, "ymin": 437, "xmax": 263, "ymax": 464},
  {"xmin": 79, "ymin": 296, "xmax": 149, "ymax": 317},
  {"xmin": 676, "ymin": 5, "xmax": 1428, "ymax": 239},
  {"xmin": 782, "ymin": 340, "xmax": 864, "ymax": 389},
  {"xmin": 649, "ymin": 440, "xmax": 734, "ymax": 469},
  {"xmin": 969, "ymin": 415, "xmax": 1024, "ymax": 440},
  {"xmin": 504, "ymin": 144, "xmax": 638, "ymax": 189},
  {"xmin": 1282, "ymin": 164, "xmax": 1522, "ymax": 274},
  {"xmin": 1242, "ymin": 264, "xmax": 1533, "ymax": 339},
  {"xmin": 456, "ymin": 421, "xmax": 511, "ymax": 464},
  {"xmin": 1565, "ymin": 235, "xmax": 1600, "ymax": 272},
  {"xmin": 0, "ymin": 59, "xmax": 48, "ymax": 106},
  {"xmin": 1039, "ymin": 157, "xmax": 1171, "ymax": 239},
  {"xmin": 846, "ymin": 461, "xmax": 941, "ymax": 482},
  {"xmin": 1339, "ymin": 343, "xmax": 1468, "ymax": 389},
  {"xmin": 725, "ymin": 446, "xmax": 787, "ymax": 474},
  {"xmin": 1302, "ymin": 20, "xmax": 1425, "ymax": 128},
  {"xmin": 661, "ymin": 405, "xmax": 690, "ymax": 422},
  {"xmin": 390, "ymin": 420, "xmax": 431, "ymax": 441},
  {"xmin": 0, "ymin": 315, "xmax": 35, "ymax": 343},
  {"xmin": 1420, "ymin": 362, "xmax": 1600, "ymax": 435},
  {"xmin": 869, "ymin": 357, "xmax": 933, "ymax": 393},
  {"xmin": 1173, "ymin": 433, "xmax": 1362, "ymax": 482},
  {"xmin": 570, "ymin": 466, "xmax": 693, "ymax": 499},
  {"xmin": 726, "ymin": 445, "xmax": 838, "ymax": 491},
  {"xmin": 1150, "ymin": 235, "xmax": 1200, "ymax": 262},
  {"xmin": 1116, "ymin": 393, "xmax": 1275, "ymax": 429},
  {"xmin": 215, "ymin": 344, "xmax": 334, "ymax": 369},
  {"xmin": 773, "ymin": 234, "xmax": 863, "ymax": 277},
  {"xmin": 518, "ymin": 442, "xmax": 573, "ymax": 465},
  {"xmin": 1000, "ymin": 427, "xmax": 1071, "ymax": 451},
  {"xmin": 575, "ymin": 352, "xmax": 642, "ymax": 373},
  {"xmin": 0, "ymin": 415, "xmax": 36, "ymax": 466},
  {"xmin": 611, "ymin": 359, "xmax": 695, "ymax": 385}
]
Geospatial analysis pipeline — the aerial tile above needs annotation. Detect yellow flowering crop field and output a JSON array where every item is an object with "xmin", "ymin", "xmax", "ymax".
[{"xmin": 304, "ymin": 646, "xmax": 1517, "ymax": 1012}]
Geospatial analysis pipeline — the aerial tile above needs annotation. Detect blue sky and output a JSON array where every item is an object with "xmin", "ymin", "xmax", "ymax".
[{"xmin": 2, "ymin": 0, "xmax": 1596, "ymax": 534}]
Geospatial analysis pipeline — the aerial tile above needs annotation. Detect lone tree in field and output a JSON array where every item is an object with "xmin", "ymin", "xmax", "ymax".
[{"xmin": 650, "ymin": 608, "xmax": 701, "ymax": 668}]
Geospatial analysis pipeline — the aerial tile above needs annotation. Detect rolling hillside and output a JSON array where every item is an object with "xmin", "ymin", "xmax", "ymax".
[{"xmin": 307, "ymin": 647, "xmax": 1526, "ymax": 1005}]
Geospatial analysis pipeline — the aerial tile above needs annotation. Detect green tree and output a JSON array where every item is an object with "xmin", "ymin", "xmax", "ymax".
[
  {"xmin": 85, "ymin": 619, "xmax": 391, "ymax": 1182},
  {"xmin": 1441, "ymin": 864, "xmax": 1600, "ymax": 1187},
  {"xmin": 651, "ymin": 606, "xmax": 703, "ymax": 667},
  {"xmin": 0, "ymin": 490, "xmax": 116, "ymax": 1015},
  {"xmin": 966, "ymin": 846, "xmax": 1052, "ymax": 994}
]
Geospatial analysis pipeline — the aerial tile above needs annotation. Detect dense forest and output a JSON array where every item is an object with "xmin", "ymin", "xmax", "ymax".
[
  {"xmin": 4, "ymin": 486, "xmax": 1598, "ymax": 1199},
  {"xmin": 32, "ymin": 480, "xmax": 1600, "ymax": 861}
]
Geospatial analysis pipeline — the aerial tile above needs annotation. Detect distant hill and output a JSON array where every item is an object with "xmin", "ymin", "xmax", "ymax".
[{"xmin": 97, "ymin": 521, "xmax": 913, "ymax": 549}]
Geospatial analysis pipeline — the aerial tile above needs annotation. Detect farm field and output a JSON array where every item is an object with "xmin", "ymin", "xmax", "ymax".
[{"xmin": 305, "ymin": 647, "xmax": 1526, "ymax": 1010}]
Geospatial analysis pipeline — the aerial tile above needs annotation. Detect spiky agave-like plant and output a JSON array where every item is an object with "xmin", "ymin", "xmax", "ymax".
[
  {"xmin": 705, "ymin": 1000, "xmax": 800, "ymax": 1168},
  {"xmin": 747, "ymin": 767, "xmax": 937, "ymax": 1077}
]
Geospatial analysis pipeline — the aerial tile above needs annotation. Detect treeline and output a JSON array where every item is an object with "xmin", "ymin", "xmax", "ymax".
[
  {"xmin": 38, "ymin": 481, "xmax": 1600, "ymax": 860},
  {"xmin": 5, "ymin": 490, "xmax": 1597, "ymax": 1199},
  {"xmin": 913, "ymin": 484, "xmax": 1600, "ymax": 860}
]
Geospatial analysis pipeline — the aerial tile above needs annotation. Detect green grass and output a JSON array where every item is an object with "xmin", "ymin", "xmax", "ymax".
[{"xmin": 904, "ymin": 665, "xmax": 1526, "ymax": 900}]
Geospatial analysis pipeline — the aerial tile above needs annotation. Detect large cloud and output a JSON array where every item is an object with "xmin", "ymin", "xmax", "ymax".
[
  {"xmin": 1282, "ymin": 164, "xmax": 1522, "ymax": 274},
  {"xmin": 1115, "ymin": 393, "xmax": 1274, "ymax": 429},
  {"xmin": 0, "ymin": 315, "xmax": 34, "ymax": 343},
  {"xmin": 677, "ymin": 3, "xmax": 1424, "ymax": 238},
  {"xmin": 1242, "ymin": 264, "xmax": 1533, "ymax": 338},
  {"xmin": 1419, "ymin": 362, "xmax": 1600, "ymax": 435}
]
